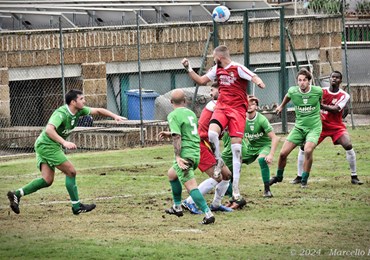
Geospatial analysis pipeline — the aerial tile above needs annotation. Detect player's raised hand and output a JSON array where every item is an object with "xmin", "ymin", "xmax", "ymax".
[{"xmin": 181, "ymin": 58, "xmax": 192, "ymax": 72}]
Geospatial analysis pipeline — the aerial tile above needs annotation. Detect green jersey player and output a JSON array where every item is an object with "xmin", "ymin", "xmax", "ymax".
[
  {"xmin": 270, "ymin": 68, "xmax": 323, "ymax": 188},
  {"xmin": 222, "ymin": 96, "xmax": 280, "ymax": 202},
  {"xmin": 158, "ymin": 89, "xmax": 215, "ymax": 225},
  {"xmin": 7, "ymin": 89, "xmax": 126, "ymax": 215}
]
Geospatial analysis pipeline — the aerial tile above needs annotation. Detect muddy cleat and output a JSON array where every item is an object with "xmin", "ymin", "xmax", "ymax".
[
  {"xmin": 182, "ymin": 200, "xmax": 202, "ymax": 214},
  {"xmin": 230, "ymin": 197, "xmax": 247, "ymax": 210},
  {"xmin": 351, "ymin": 176, "xmax": 364, "ymax": 185},
  {"xmin": 200, "ymin": 216, "xmax": 215, "ymax": 225},
  {"xmin": 213, "ymin": 158, "xmax": 224, "ymax": 179},
  {"xmin": 72, "ymin": 203, "xmax": 96, "ymax": 215},
  {"xmin": 300, "ymin": 181, "xmax": 308, "ymax": 188},
  {"xmin": 7, "ymin": 191, "xmax": 20, "ymax": 214},
  {"xmin": 165, "ymin": 206, "xmax": 184, "ymax": 217},
  {"xmin": 269, "ymin": 176, "xmax": 283, "ymax": 186},
  {"xmin": 210, "ymin": 204, "xmax": 233, "ymax": 212},
  {"xmin": 263, "ymin": 190, "xmax": 273, "ymax": 198},
  {"xmin": 290, "ymin": 176, "xmax": 302, "ymax": 184}
]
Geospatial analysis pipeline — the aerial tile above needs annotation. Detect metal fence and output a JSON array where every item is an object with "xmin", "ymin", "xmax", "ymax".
[{"xmin": 1, "ymin": 7, "xmax": 369, "ymax": 157}]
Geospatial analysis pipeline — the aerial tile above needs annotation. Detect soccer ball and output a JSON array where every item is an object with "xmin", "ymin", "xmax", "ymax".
[{"xmin": 212, "ymin": 6, "xmax": 231, "ymax": 23}]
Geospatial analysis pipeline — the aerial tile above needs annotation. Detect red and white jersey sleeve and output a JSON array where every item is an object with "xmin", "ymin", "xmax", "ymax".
[
  {"xmin": 320, "ymin": 87, "xmax": 350, "ymax": 130},
  {"xmin": 198, "ymin": 100, "xmax": 217, "ymax": 140}
]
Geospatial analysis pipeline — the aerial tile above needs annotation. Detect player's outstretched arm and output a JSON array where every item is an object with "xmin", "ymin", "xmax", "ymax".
[
  {"xmin": 182, "ymin": 58, "xmax": 211, "ymax": 86},
  {"xmin": 158, "ymin": 131, "xmax": 171, "ymax": 140},
  {"xmin": 252, "ymin": 75, "xmax": 265, "ymax": 89},
  {"xmin": 276, "ymin": 94, "xmax": 291, "ymax": 115},
  {"xmin": 90, "ymin": 108, "xmax": 127, "ymax": 123}
]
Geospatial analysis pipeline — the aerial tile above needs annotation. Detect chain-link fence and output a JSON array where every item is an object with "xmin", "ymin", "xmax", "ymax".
[{"xmin": 1, "ymin": 5, "xmax": 369, "ymax": 157}]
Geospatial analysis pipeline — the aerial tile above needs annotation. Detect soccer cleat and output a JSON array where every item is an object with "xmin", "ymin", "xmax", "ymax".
[
  {"xmin": 351, "ymin": 176, "xmax": 364, "ymax": 185},
  {"xmin": 263, "ymin": 190, "xmax": 273, "ymax": 198},
  {"xmin": 7, "ymin": 191, "xmax": 20, "ymax": 214},
  {"xmin": 290, "ymin": 176, "xmax": 302, "ymax": 184},
  {"xmin": 182, "ymin": 200, "xmax": 202, "ymax": 214},
  {"xmin": 200, "ymin": 216, "xmax": 215, "ymax": 225},
  {"xmin": 213, "ymin": 158, "xmax": 224, "ymax": 179},
  {"xmin": 269, "ymin": 176, "xmax": 283, "ymax": 186},
  {"xmin": 165, "ymin": 206, "xmax": 184, "ymax": 217},
  {"xmin": 230, "ymin": 197, "xmax": 247, "ymax": 210},
  {"xmin": 210, "ymin": 204, "xmax": 233, "ymax": 212},
  {"xmin": 301, "ymin": 181, "xmax": 308, "ymax": 188},
  {"xmin": 72, "ymin": 203, "xmax": 96, "ymax": 215}
]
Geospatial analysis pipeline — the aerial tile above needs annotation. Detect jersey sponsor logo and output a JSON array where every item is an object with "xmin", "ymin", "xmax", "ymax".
[
  {"xmin": 331, "ymin": 98, "xmax": 337, "ymax": 105},
  {"xmin": 219, "ymin": 73, "xmax": 236, "ymax": 85},
  {"xmin": 245, "ymin": 132, "xmax": 264, "ymax": 140},
  {"xmin": 296, "ymin": 105, "xmax": 316, "ymax": 113},
  {"xmin": 302, "ymin": 95, "xmax": 309, "ymax": 104}
]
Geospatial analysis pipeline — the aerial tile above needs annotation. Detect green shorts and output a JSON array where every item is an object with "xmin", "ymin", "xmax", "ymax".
[
  {"xmin": 242, "ymin": 145, "xmax": 271, "ymax": 165},
  {"xmin": 222, "ymin": 145, "xmax": 271, "ymax": 168},
  {"xmin": 35, "ymin": 143, "xmax": 68, "ymax": 171},
  {"xmin": 173, "ymin": 157, "xmax": 200, "ymax": 184},
  {"xmin": 287, "ymin": 125, "xmax": 322, "ymax": 146}
]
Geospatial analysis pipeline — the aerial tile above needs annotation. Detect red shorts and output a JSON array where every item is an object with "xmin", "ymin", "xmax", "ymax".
[
  {"xmin": 198, "ymin": 140, "xmax": 216, "ymax": 172},
  {"xmin": 211, "ymin": 107, "xmax": 246, "ymax": 138},
  {"xmin": 318, "ymin": 127, "xmax": 348, "ymax": 145}
]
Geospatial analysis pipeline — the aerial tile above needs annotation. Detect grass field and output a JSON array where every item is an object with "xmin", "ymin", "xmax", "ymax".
[{"xmin": 0, "ymin": 127, "xmax": 369, "ymax": 259}]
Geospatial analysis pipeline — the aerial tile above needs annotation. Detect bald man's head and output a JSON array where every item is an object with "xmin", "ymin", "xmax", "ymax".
[{"xmin": 170, "ymin": 89, "xmax": 186, "ymax": 105}]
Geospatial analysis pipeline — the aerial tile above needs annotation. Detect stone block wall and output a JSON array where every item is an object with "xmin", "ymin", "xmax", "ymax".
[{"xmin": 0, "ymin": 16, "xmax": 346, "ymax": 127}]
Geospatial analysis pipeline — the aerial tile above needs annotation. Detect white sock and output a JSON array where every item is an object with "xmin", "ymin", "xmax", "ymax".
[
  {"xmin": 297, "ymin": 148, "xmax": 304, "ymax": 177},
  {"xmin": 346, "ymin": 149, "xmax": 357, "ymax": 176},
  {"xmin": 185, "ymin": 178, "xmax": 218, "ymax": 204},
  {"xmin": 212, "ymin": 180, "xmax": 230, "ymax": 207},
  {"xmin": 231, "ymin": 143, "xmax": 242, "ymax": 199},
  {"xmin": 208, "ymin": 130, "xmax": 220, "ymax": 159}
]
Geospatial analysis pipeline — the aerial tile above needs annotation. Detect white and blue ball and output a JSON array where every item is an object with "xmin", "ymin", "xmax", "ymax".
[{"xmin": 212, "ymin": 6, "xmax": 231, "ymax": 23}]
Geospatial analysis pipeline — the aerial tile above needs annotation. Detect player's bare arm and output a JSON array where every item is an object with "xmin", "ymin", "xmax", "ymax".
[
  {"xmin": 45, "ymin": 124, "xmax": 77, "ymax": 149},
  {"xmin": 265, "ymin": 131, "xmax": 280, "ymax": 164},
  {"xmin": 252, "ymin": 75, "xmax": 266, "ymax": 89},
  {"xmin": 90, "ymin": 108, "xmax": 127, "ymax": 122},
  {"xmin": 181, "ymin": 58, "xmax": 210, "ymax": 85},
  {"xmin": 172, "ymin": 134, "xmax": 189, "ymax": 170},
  {"xmin": 276, "ymin": 95, "xmax": 291, "ymax": 115}
]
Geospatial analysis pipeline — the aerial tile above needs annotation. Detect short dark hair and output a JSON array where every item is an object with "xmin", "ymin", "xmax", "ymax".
[
  {"xmin": 248, "ymin": 96, "xmax": 259, "ymax": 106},
  {"xmin": 211, "ymin": 81, "xmax": 219, "ymax": 88},
  {"xmin": 297, "ymin": 68, "xmax": 312, "ymax": 81},
  {"xmin": 331, "ymin": 70, "xmax": 342, "ymax": 79},
  {"xmin": 65, "ymin": 89, "xmax": 83, "ymax": 105}
]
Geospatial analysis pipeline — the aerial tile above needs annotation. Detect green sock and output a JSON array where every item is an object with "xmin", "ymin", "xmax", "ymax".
[
  {"xmin": 189, "ymin": 188, "xmax": 209, "ymax": 213},
  {"xmin": 16, "ymin": 178, "xmax": 49, "ymax": 197},
  {"xmin": 277, "ymin": 169, "xmax": 284, "ymax": 179},
  {"xmin": 65, "ymin": 176, "xmax": 80, "ymax": 209},
  {"xmin": 225, "ymin": 180, "xmax": 233, "ymax": 198},
  {"xmin": 301, "ymin": 172, "xmax": 310, "ymax": 183},
  {"xmin": 258, "ymin": 157, "xmax": 270, "ymax": 183},
  {"xmin": 169, "ymin": 179, "xmax": 182, "ymax": 206}
]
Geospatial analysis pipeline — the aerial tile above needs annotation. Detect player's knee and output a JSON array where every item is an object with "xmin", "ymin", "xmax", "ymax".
[{"xmin": 343, "ymin": 143, "xmax": 353, "ymax": 150}]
